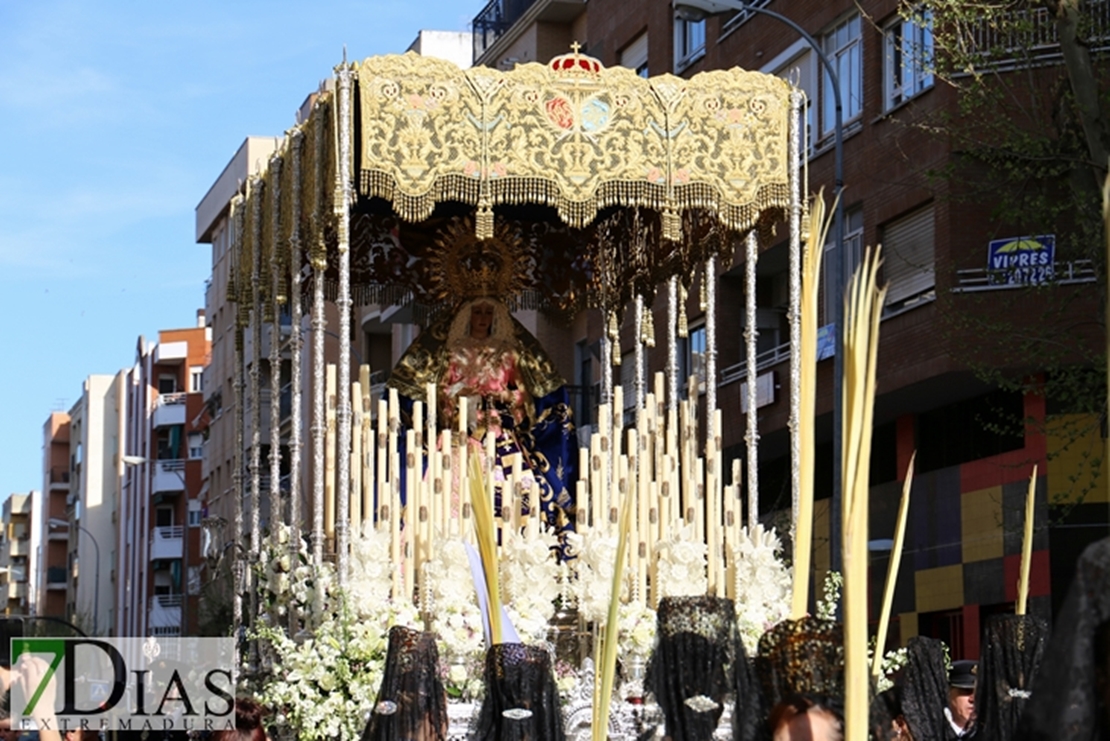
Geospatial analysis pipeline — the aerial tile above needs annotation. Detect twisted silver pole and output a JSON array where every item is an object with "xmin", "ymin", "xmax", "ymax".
[
  {"xmin": 335, "ymin": 63, "xmax": 355, "ymax": 586},
  {"xmin": 788, "ymin": 89, "xmax": 803, "ymax": 543},
  {"xmin": 744, "ymin": 231, "xmax": 760, "ymax": 530}
]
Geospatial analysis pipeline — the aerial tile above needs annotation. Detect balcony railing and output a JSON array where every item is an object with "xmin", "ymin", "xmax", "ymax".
[
  {"xmin": 48, "ymin": 466, "xmax": 70, "ymax": 486},
  {"xmin": 46, "ymin": 566, "xmax": 67, "ymax": 587},
  {"xmin": 151, "ymin": 525, "xmax": 184, "ymax": 560},
  {"xmin": 153, "ymin": 392, "xmax": 187, "ymax": 428},
  {"xmin": 719, "ymin": 341, "xmax": 793, "ymax": 387},
  {"xmin": 472, "ymin": 0, "xmax": 541, "ymax": 62},
  {"xmin": 152, "ymin": 459, "xmax": 187, "ymax": 494},
  {"xmin": 950, "ymin": 259, "xmax": 1097, "ymax": 293},
  {"xmin": 961, "ymin": 1, "xmax": 1110, "ymax": 71}
]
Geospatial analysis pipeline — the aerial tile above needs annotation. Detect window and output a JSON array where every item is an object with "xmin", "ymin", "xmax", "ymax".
[
  {"xmin": 686, "ymin": 324, "xmax": 707, "ymax": 395},
  {"xmin": 882, "ymin": 204, "xmax": 936, "ymax": 309},
  {"xmin": 774, "ymin": 46, "xmax": 818, "ymax": 154},
  {"xmin": 158, "ymin": 375, "xmax": 177, "ymax": 395},
  {"xmin": 188, "ymin": 433, "xmax": 204, "ymax": 460},
  {"xmin": 189, "ymin": 366, "xmax": 204, "ymax": 393},
  {"xmin": 821, "ymin": 14, "xmax": 863, "ymax": 137},
  {"xmin": 675, "ymin": 18, "xmax": 706, "ymax": 71},
  {"xmin": 620, "ymin": 352, "xmax": 637, "ymax": 410},
  {"xmin": 821, "ymin": 206, "xmax": 864, "ymax": 326},
  {"xmin": 885, "ymin": 11, "xmax": 934, "ymax": 109},
  {"xmin": 620, "ymin": 33, "xmax": 649, "ymax": 78},
  {"xmin": 188, "ymin": 500, "xmax": 202, "ymax": 528},
  {"xmin": 155, "ymin": 507, "xmax": 174, "ymax": 528}
]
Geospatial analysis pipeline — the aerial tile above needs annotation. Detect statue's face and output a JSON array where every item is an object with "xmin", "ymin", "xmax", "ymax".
[{"xmin": 470, "ymin": 302, "xmax": 494, "ymax": 338}]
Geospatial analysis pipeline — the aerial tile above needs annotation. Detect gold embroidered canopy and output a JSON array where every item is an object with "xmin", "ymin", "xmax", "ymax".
[
  {"xmin": 234, "ymin": 49, "xmax": 798, "ymax": 323},
  {"xmin": 358, "ymin": 49, "xmax": 793, "ymax": 241}
]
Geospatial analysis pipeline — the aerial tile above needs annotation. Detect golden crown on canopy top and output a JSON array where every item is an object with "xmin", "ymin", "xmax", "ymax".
[
  {"xmin": 548, "ymin": 42, "xmax": 603, "ymax": 78},
  {"xmin": 426, "ymin": 216, "xmax": 530, "ymax": 304}
]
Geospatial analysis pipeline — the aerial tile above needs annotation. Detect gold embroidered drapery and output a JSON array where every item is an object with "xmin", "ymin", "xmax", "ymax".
[
  {"xmin": 229, "ymin": 50, "xmax": 800, "ymax": 326},
  {"xmin": 357, "ymin": 50, "xmax": 793, "ymax": 241}
]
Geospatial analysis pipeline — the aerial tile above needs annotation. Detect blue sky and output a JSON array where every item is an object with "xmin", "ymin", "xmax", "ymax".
[{"xmin": 0, "ymin": 1, "xmax": 480, "ymax": 498}]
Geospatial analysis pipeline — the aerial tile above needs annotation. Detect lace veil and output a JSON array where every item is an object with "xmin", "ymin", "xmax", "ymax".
[
  {"xmin": 361, "ymin": 625, "xmax": 447, "ymax": 741},
  {"xmin": 1016, "ymin": 536, "xmax": 1110, "ymax": 741},
  {"xmin": 472, "ymin": 642, "xmax": 565, "ymax": 741}
]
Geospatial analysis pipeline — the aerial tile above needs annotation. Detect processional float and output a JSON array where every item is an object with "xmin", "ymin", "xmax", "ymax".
[{"xmin": 222, "ymin": 48, "xmax": 893, "ymax": 738}]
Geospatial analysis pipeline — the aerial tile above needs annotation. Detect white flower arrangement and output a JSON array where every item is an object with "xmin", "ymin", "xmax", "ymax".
[
  {"xmin": 253, "ymin": 523, "xmax": 425, "ymax": 739},
  {"xmin": 255, "ymin": 524, "xmax": 336, "ymax": 625},
  {"xmin": 654, "ymin": 523, "xmax": 708, "ymax": 598},
  {"xmin": 816, "ymin": 571, "xmax": 843, "ymax": 621},
  {"xmin": 346, "ymin": 522, "xmax": 394, "ymax": 617},
  {"xmin": 255, "ymin": 594, "xmax": 419, "ymax": 741},
  {"xmin": 501, "ymin": 526, "xmax": 561, "ymax": 644},
  {"xmin": 732, "ymin": 525, "xmax": 793, "ymax": 654},
  {"xmin": 617, "ymin": 601, "xmax": 656, "ymax": 660},
  {"xmin": 870, "ymin": 641, "xmax": 910, "ymax": 693},
  {"xmin": 565, "ymin": 531, "xmax": 629, "ymax": 624},
  {"xmin": 424, "ymin": 536, "xmax": 486, "ymax": 699}
]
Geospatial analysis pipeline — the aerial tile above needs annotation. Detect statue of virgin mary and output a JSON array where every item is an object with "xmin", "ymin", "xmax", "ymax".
[{"xmin": 386, "ymin": 219, "xmax": 577, "ymax": 538}]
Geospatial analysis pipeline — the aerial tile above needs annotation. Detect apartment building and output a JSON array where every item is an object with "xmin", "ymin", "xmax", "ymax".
[
  {"xmin": 0, "ymin": 493, "xmax": 34, "ymax": 616},
  {"xmin": 116, "ymin": 319, "xmax": 210, "ymax": 637},
  {"xmin": 39, "ymin": 413, "xmax": 71, "ymax": 618},
  {"xmin": 469, "ymin": 0, "xmax": 1108, "ymax": 657},
  {"xmin": 63, "ymin": 374, "xmax": 125, "ymax": 635}
]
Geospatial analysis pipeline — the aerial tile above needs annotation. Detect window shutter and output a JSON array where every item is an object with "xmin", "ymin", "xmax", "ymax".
[
  {"xmin": 620, "ymin": 33, "xmax": 649, "ymax": 73},
  {"xmin": 882, "ymin": 205, "xmax": 935, "ymax": 305}
]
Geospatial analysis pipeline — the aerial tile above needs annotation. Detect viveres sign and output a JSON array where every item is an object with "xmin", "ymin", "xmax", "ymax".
[
  {"xmin": 987, "ymin": 235, "xmax": 1055, "ymax": 286},
  {"xmin": 10, "ymin": 636, "xmax": 237, "ymax": 735}
]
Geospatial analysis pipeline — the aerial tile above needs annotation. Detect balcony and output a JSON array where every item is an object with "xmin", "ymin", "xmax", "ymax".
[
  {"xmin": 48, "ymin": 466, "xmax": 70, "ymax": 491},
  {"xmin": 154, "ymin": 341, "xmax": 187, "ymax": 365},
  {"xmin": 950, "ymin": 259, "xmax": 1097, "ymax": 293},
  {"xmin": 151, "ymin": 525, "xmax": 184, "ymax": 560},
  {"xmin": 6, "ymin": 582, "xmax": 27, "ymax": 601},
  {"xmin": 472, "ymin": 0, "xmax": 585, "ymax": 63},
  {"xmin": 962, "ymin": 0, "xmax": 1110, "ymax": 72},
  {"xmin": 719, "ymin": 341, "xmax": 792, "ymax": 388},
  {"xmin": 8, "ymin": 538, "xmax": 29, "ymax": 558},
  {"xmin": 46, "ymin": 567, "xmax": 67, "ymax": 589},
  {"xmin": 148, "ymin": 594, "xmax": 182, "ymax": 631},
  {"xmin": 152, "ymin": 460, "xmax": 186, "ymax": 495},
  {"xmin": 153, "ymin": 393, "xmax": 187, "ymax": 428}
]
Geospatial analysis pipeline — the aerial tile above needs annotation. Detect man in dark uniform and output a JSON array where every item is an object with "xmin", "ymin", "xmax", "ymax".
[{"xmin": 946, "ymin": 659, "xmax": 977, "ymax": 738}]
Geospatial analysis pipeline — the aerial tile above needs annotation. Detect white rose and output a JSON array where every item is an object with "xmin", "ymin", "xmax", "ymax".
[{"xmin": 448, "ymin": 663, "xmax": 468, "ymax": 686}]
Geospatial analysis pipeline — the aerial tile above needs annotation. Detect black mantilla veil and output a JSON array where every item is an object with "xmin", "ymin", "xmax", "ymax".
[
  {"xmin": 1016, "ymin": 536, "xmax": 1110, "ymax": 741},
  {"xmin": 900, "ymin": 635, "xmax": 958, "ymax": 741},
  {"xmin": 755, "ymin": 616, "xmax": 844, "ymax": 713},
  {"xmin": 755, "ymin": 617, "xmax": 890, "ymax": 741},
  {"xmin": 361, "ymin": 625, "xmax": 447, "ymax": 741},
  {"xmin": 644, "ymin": 595, "xmax": 751, "ymax": 741},
  {"xmin": 974, "ymin": 614, "xmax": 1047, "ymax": 741},
  {"xmin": 472, "ymin": 642, "xmax": 565, "ymax": 741}
]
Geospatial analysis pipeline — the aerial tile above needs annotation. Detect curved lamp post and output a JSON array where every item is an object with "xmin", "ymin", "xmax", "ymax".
[{"xmin": 672, "ymin": 0, "xmax": 846, "ymax": 574}]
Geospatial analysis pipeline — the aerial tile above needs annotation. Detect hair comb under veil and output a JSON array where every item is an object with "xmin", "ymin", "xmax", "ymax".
[
  {"xmin": 472, "ymin": 642, "xmax": 565, "ymax": 741},
  {"xmin": 899, "ymin": 635, "xmax": 956, "ymax": 741},
  {"xmin": 645, "ymin": 595, "xmax": 751, "ymax": 741},
  {"xmin": 756, "ymin": 616, "xmax": 844, "ymax": 712},
  {"xmin": 361, "ymin": 626, "xmax": 447, "ymax": 741},
  {"xmin": 1016, "ymin": 536, "xmax": 1110, "ymax": 741},
  {"xmin": 974, "ymin": 614, "xmax": 1047, "ymax": 741}
]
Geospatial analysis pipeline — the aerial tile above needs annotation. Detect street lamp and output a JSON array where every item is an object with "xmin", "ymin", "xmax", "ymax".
[
  {"xmin": 49, "ymin": 518, "xmax": 100, "ymax": 636},
  {"xmin": 672, "ymin": 0, "xmax": 847, "ymax": 574},
  {"xmin": 123, "ymin": 455, "xmax": 191, "ymax": 635}
]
